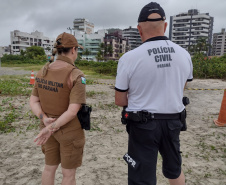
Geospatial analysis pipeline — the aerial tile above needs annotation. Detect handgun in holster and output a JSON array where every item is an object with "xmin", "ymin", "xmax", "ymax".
[
  {"xmin": 180, "ymin": 109, "xmax": 187, "ymax": 131},
  {"xmin": 180, "ymin": 97, "xmax": 190, "ymax": 131},
  {"xmin": 121, "ymin": 106, "xmax": 128, "ymax": 125},
  {"xmin": 77, "ymin": 104, "xmax": 92, "ymax": 130},
  {"xmin": 121, "ymin": 106, "xmax": 131, "ymax": 134}
]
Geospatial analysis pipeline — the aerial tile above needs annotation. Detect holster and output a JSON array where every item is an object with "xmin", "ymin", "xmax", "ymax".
[
  {"xmin": 180, "ymin": 109, "xmax": 187, "ymax": 131},
  {"xmin": 77, "ymin": 104, "xmax": 92, "ymax": 130},
  {"xmin": 121, "ymin": 106, "xmax": 128, "ymax": 125},
  {"xmin": 121, "ymin": 107, "xmax": 130, "ymax": 134}
]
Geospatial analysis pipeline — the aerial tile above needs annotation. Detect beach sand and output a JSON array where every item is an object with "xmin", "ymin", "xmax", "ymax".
[{"xmin": 0, "ymin": 76, "xmax": 226, "ymax": 185}]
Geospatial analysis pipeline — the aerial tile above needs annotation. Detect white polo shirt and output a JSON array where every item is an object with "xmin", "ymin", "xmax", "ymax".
[{"xmin": 115, "ymin": 36, "xmax": 193, "ymax": 113}]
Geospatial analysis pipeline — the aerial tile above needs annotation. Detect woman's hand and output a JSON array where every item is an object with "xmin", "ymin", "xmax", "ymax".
[
  {"xmin": 43, "ymin": 117, "xmax": 56, "ymax": 126},
  {"xmin": 34, "ymin": 127, "xmax": 52, "ymax": 145},
  {"xmin": 34, "ymin": 121, "xmax": 60, "ymax": 145}
]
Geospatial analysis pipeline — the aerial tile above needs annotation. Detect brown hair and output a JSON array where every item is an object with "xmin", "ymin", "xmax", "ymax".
[{"xmin": 57, "ymin": 47, "xmax": 71, "ymax": 55}]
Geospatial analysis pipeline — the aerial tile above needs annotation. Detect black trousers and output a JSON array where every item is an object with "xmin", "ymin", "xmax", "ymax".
[{"xmin": 127, "ymin": 119, "xmax": 183, "ymax": 185}]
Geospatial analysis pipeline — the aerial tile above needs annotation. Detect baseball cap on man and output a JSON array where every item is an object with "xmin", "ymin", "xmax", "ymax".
[
  {"xmin": 138, "ymin": 2, "xmax": 166, "ymax": 22},
  {"xmin": 55, "ymin": 32, "xmax": 83, "ymax": 49}
]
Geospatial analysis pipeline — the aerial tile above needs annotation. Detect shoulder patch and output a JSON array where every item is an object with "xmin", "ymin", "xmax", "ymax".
[{"xmin": 81, "ymin": 77, "xmax": 86, "ymax": 84}]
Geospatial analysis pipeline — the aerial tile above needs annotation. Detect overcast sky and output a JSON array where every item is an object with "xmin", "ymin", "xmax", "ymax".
[{"xmin": 0, "ymin": 0, "xmax": 225, "ymax": 46}]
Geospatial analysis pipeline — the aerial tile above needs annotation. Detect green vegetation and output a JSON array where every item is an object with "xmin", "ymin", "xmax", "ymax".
[
  {"xmin": 75, "ymin": 60, "xmax": 117, "ymax": 76},
  {"xmin": 0, "ymin": 75, "xmax": 32, "ymax": 96},
  {"xmin": 0, "ymin": 103, "xmax": 17, "ymax": 133},
  {"xmin": 25, "ymin": 46, "xmax": 45, "ymax": 59},
  {"xmin": 188, "ymin": 37, "xmax": 211, "ymax": 55},
  {"xmin": 76, "ymin": 55, "xmax": 226, "ymax": 79},
  {"xmin": 0, "ymin": 75, "xmax": 34, "ymax": 133},
  {"xmin": 188, "ymin": 37, "xmax": 226, "ymax": 79},
  {"xmin": 1, "ymin": 46, "xmax": 47, "ymax": 65},
  {"xmin": 2, "ymin": 55, "xmax": 226, "ymax": 79},
  {"xmin": 96, "ymin": 43, "xmax": 113, "ymax": 61},
  {"xmin": 1, "ymin": 37, "xmax": 226, "ymax": 79},
  {"xmin": 192, "ymin": 53, "xmax": 226, "ymax": 79},
  {"xmin": 0, "ymin": 95, "xmax": 39, "ymax": 133}
]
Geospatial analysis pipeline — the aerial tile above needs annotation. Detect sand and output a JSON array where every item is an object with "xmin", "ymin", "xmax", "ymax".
[{"xmin": 0, "ymin": 71, "xmax": 226, "ymax": 185}]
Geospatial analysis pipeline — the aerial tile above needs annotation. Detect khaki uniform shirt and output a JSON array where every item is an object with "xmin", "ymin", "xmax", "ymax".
[{"xmin": 32, "ymin": 55, "xmax": 86, "ymax": 130}]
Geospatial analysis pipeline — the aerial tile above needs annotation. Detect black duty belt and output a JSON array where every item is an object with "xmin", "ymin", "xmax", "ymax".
[{"xmin": 122, "ymin": 110, "xmax": 181, "ymax": 124}]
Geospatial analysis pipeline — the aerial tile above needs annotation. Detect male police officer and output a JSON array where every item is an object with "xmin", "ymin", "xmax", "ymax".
[{"xmin": 115, "ymin": 2, "xmax": 193, "ymax": 185}]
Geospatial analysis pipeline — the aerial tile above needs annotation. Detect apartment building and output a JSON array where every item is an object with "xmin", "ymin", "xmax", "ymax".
[
  {"xmin": 104, "ymin": 30, "xmax": 130, "ymax": 60},
  {"xmin": 169, "ymin": 9, "xmax": 214, "ymax": 55},
  {"xmin": 10, "ymin": 30, "xmax": 54, "ymax": 55},
  {"xmin": 0, "ymin": 46, "xmax": 10, "ymax": 57},
  {"xmin": 73, "ymin": 18, "xmax": 94, "ymax": 34},
  {"xmin": 212, "ymin": 28, "xmax": 226, "ymax": 56},
  {"xmin": 75, "ymin": 29, "xmax": 107, "ymax": 61},
  {"xmin": 122, "ymin": 26, "xmax": 142, "ymax": 50}
]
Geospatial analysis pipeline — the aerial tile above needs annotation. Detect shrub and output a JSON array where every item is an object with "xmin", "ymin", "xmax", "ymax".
[
  {"xmin": 0, "ymin": 79, "xmax": 32, "ymax": 96},
  {"xmin": 75, "ymin": 60, "xmax": 118, "ymax": 76},
  {"xmin": 192, "ymin": 53, "xmax": 226, "ymax": 79}
]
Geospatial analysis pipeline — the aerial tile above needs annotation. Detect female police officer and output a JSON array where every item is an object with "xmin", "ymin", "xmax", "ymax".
[{"xmin": 30, "ymin": 32, "xmax": 86, "ymax": 185}]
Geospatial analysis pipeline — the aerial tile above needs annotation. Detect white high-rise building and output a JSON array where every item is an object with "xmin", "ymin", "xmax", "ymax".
[
  {"xmin": 73, "ymin": 18, "xmax": 94, "ymax": 34},
  {"xmin": 212, "ymin": 28, "xmax": 226, "ymax": 56},
  {"xmin": 169, "ymin": 9, "xmax": 214, "ymax": 55},
  {"xmin": 122, "ymin": 26, "xmax": 142, "ymax": 50},
  {"xmin": 74, "ymin": 29, "xmax": 107, "ymax": 61},
  {"xmin": 10, "ymin": 30, "xmax": 54, "ymax": 55}
]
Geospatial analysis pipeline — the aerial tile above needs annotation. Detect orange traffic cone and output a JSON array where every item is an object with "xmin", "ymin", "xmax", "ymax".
[
  {"xmin": 29, "ymin": 70, "xmax": 35, "ymax": 85},
  {"xmin": 214, "ymin": 90, "xmax": 226, "ymax": 127}
]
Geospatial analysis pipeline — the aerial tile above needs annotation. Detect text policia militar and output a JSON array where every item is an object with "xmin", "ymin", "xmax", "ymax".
[
  {"xmin": 147, "ymin": 46, "xmax": 175, "ymax": 68},
  {"xmin": 36, "ymin": 77, "xmax": 63, "ymax": 92}
]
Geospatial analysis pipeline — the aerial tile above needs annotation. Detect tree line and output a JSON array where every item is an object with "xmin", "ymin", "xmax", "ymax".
[
  {"xmin": 1, "ymin": 46, "xmax": 47, "ymax": 64},
  {"xmin": 1, "ymin": 41, "xmax": 226, "ymax": 79}
]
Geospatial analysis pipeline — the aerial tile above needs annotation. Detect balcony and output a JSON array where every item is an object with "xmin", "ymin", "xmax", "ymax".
[
  {"xmin": 193, "ymin": 19, "xmax": 210, "ymax": 24},
  {"xmin": 91, "ymin": 46, "xmax": 100, "ymax": 49},
  {"xmin": 173, "ymin": 33, "xmax": 186, "ymax": 37},
  {"xmin": 199, "ymin": 33, "xmax": 209, "ymax": 37},
  {"xmin": 12, "ymin": 43, "xmax": 30, "ymax": 47},
  {"xmin": 174, "ymin": 38, "xmax": 188, "ymax": 41},
  {"xmin": 174, "ymin": 24, "xmax": 187, "ymax": 28},
  {"xmin": 123, "ymin": 30, "xmax": 138, "ymax": 33},
  {"xmin": 175, "ymin": 20, "xmax": 190, "ymax": 24},
  {"xmin": 174, "ymin": 29, "xmax": 189, "ymax": 32}
]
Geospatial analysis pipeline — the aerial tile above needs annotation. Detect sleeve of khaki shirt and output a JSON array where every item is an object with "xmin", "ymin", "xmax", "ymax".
[{"xmin": 69, "ymin": 69, "xmax": 86, "ymax": 104}]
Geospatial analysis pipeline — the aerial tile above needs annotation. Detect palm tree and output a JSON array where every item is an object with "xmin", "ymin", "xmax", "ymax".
[
  {"xmin": 189, "ymin": 37, "xmax": 211, "ymax": 56},
  {"xmin": 82, "ymin": 49, "xmax": 91, "ymax": 60},
  {"xmin": 95, "ymin": 51, "xmax": 103, "ymax": 62},
  {"xmin": 107, "ymin": 45, "xmax": 113, "ymax": 57},
  {"xmin": 97, "ymin": 43, "xmax": 114, "ymax": 61},
  {"xmin": 97, "ymin": 43, "xmax": 106, "ymax": 61},
  {"xmin": 83, "ymin": 48, "xmax": 90, "ymax": 56}
]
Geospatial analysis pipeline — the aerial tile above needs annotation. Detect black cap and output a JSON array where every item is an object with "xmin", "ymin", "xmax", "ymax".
[{"xmin": 138, "ymin": 2, "xmax": 166, "ymax": 22}]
